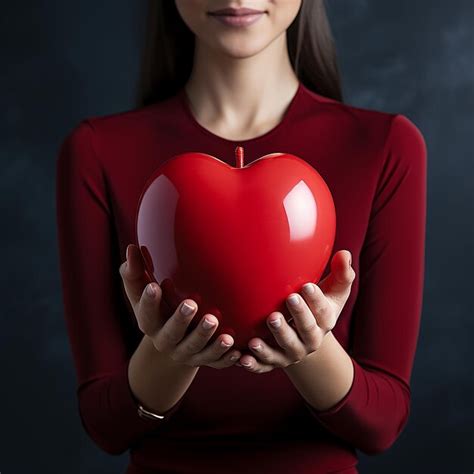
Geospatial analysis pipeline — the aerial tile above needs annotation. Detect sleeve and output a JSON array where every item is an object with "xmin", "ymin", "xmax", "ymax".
[
  {"xmin": 303, "ymin": 114, "xmax": 428, "ymax": 455},
  {"xmin": 55, "ymin": 119, "xmax": 183, "ymax": 455}
]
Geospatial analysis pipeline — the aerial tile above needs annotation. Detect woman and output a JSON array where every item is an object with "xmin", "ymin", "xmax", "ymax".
[{"xmin": 56, "ymin": 1, "xmax": 427, "ymax": 473}]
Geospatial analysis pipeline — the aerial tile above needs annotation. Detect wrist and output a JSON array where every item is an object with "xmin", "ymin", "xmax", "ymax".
[
  {"xmin": 144, "ymin": 334, "xmax": 200, "ymax": 374},
  {"xmin": 282, "ymin": 330, "xmax": 334, "ymax": 376}
]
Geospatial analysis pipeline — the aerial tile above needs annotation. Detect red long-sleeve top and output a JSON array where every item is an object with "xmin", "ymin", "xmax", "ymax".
[{"xmin": 55, "ymin": 81, "xmax": 427, "ymax": 474}]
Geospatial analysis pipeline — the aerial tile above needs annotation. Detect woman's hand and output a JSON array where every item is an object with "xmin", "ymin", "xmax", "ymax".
[
  {"xmin": 237, "ymin": 250, "xmax": 356, "ymax": 374},
  {"xmin": 119, "ymin": 244, "xmax": 242, "ymax": 369}
]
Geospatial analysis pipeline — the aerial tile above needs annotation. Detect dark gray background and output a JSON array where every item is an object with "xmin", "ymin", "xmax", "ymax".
[{"xmin": 1, "ymin": 1, "xmax": 472, "ymax": 473}]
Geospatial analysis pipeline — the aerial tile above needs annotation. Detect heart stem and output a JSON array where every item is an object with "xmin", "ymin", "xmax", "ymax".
[{"xmin": 235, "ymin": 146, "xmax": 244, "ymax": 168}]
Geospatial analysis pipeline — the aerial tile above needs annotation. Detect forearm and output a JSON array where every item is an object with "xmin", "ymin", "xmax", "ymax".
[
  {"xmin": 282, "ymin": 331, "xmax": 354, "ymax": 411},
  {"xmin": 128, "ymin": 334, "xmax": 199, "ymax": 413}
]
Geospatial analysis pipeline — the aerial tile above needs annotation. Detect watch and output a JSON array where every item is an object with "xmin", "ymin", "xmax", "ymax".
[
  {"xmin": 137, "ymin": 403, "xmax": 165, "ymax": 421},
  {"xmin": 131, "ymin": 389, "xmax": 166, "ymax": 421}
]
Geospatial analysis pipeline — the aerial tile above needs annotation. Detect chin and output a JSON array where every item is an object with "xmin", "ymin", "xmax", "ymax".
[{"xmin": 212, "ymin": 36, "xmax": 272, "ymax": 59}]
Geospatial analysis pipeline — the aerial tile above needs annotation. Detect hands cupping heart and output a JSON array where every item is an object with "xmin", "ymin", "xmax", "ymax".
[
  {"xmin": 238, "ymin": 249, "xmax": 355, "ymax": 373},
  {"xmin": 127, "ymin": 147, "xmax": 350, "ymax": 372}
]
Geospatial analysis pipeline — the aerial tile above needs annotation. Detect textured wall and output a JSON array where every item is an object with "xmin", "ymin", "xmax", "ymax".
[{"xmin": 0, "ymin": 1, "xmax": 472, "ymax": 472}]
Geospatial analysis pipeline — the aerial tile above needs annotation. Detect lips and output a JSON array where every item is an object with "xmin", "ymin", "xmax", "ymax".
[{"xmin": 208, "ymin": 7, "xmax": 266, "ymax": 16}]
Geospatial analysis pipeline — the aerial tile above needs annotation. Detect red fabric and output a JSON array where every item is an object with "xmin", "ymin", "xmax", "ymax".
[{"xmin": 55, "ymin": 82, "xmax": 427, "ymax": 473}]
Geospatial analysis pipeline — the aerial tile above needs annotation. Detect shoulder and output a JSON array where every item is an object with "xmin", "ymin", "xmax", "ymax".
[
  {"xmin": 57, "ymin": 95, "xmax": 178, "ymax": 169},
  {"xmin": 82, "ymin": 94, "xmax": 177, "ymax": 140},
  {"xmin": 300, "ymin": 84, "xmax": 426, "ymax": 159},
  {"xmin": 60, "ymin": 94, "xmax": 177, "ymax": 148},
  {"xmin": 383, "ymin": 114, "xmax": 427, "ymax": 159}
]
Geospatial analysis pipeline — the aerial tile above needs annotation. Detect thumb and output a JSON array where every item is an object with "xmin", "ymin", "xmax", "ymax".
[
  {"xmin": 120, "ymin": 243, "xmax": 158, "ymax": 309},
  {"xmin": 319, "ymin": 250, "xmax": 355, "ymax": 298},
  {"xmin": 333, "ymin": 250, "xmax": 353, "ymax": 284}
]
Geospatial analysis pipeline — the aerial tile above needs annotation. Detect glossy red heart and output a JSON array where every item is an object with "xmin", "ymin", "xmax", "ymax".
[{"xmin": 135, "ymin": 147, "xmax": 336, "ymax": 352}]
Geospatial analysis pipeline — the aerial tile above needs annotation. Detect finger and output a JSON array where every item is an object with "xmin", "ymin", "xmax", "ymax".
[
  {"xmin": 172, "ymin": 313, "xmax": 219, "ymax": 363},
  {"xmin": 153, "ymin": 299, "xmax": 198, "ymax": 353},
  {"xmin": 136, "ymin": 282, "xmax": 164, "ymax": 335},
  {"xmin": 319, "ymin": 250, "xmax": 356, "ymax": 304},
  {"xmin": 194, "ymin": 335, "xmax": 240, "ymax": 368},
  {"xmin": 300, "ymin": 283, "xmax": 336, "ymax": 334},
  {"xmin": 238, "ymin": 354, "xmax": 275, "ymax": 373},
  {"xmin": 266, "ymin": 312, "xmax": 307, "ymax": 362},
  {"xmin": 119, "ymin": 244, "xmax": 150, "ymax": 311},
  {"xmin": 208, "ymin": 348, "xmax": 242, "ymax": 369},
  {"xmin": 247, "ymin": 338, "xmax": 288, "ymax": 366},
  {"xmin": 286, "ymin": 292, "xmax": 324, "ymax": 349}
]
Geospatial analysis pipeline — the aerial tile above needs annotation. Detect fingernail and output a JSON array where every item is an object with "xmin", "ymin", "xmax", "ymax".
[
  {"xmin": 126, "ymin": 245, "xmax": 131, "ymax": 261},
  {"xmin": 202, "ymin": 318, "xmax": 216, "ymax": 329},
  {"xmin": 349, "ymin": 255, "xmax": 352, "ymax": 266},
  {"xmin": 270, "ymin": 317, "xmax": 281, "ymax": 328},
  {"xmin": 241, "ymin": 361, "xmax": 251, "ymax": 367},
  {"xmin": 288, "ymin": 294, "xmax": 299, "ymax": 306},
  {"xmin": 250, "ymin": 344, "xmax": 261, "ymax": 351},
  {"xmin": 221, "ymin": 340, "xmax": 232, "ymax": 348},
  {"xmin": 146, "ymin": 283, "xmax": 155, "ymax": 297},
  {"xmin": 230, "ymin": 355, "xmax": 239, "ymax": 361},
  {"xmin": 302, "ymin": 283, "xmax": 315, "ymax": 294},
  {"xmin": 180, "ymin": 302, "xmax": 195, "ymax": 316}
]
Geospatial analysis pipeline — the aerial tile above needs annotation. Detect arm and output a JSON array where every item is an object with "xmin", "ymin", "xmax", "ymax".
[
  {"xmin": 128, "ymin": 334, "xmax": 199, "ymax": 416},
  {"xmin": 285, "ymin": 114, "xmax": 427, "ymax": 455},
  {"xmin": 56, "ymin": 120, "xmax": 188, "ymax": 455}
]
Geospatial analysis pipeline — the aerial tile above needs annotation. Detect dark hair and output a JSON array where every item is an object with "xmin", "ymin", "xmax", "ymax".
[{"xmin": 135, "ymin": 0, "xmax": 344, "ymax": 108}]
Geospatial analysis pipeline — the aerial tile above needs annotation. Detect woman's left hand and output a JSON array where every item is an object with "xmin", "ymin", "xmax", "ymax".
[{"xmin": 237, "ymin": 250, "xmax": 356, "ymax": 373}]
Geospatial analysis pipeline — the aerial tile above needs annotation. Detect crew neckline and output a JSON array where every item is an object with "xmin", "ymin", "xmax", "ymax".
[{"xmin": 176, "ymin": 81, "xmax": 304, "ymax": 145}]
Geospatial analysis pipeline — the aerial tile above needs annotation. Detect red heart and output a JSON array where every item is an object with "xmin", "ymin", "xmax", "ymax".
[{"xmin": 135, "ymin": 147, "xmax": 336, "ymax": 352}]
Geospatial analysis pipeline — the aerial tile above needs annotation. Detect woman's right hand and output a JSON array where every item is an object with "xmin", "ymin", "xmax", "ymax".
[{"xmin": 119, "ymin": 243, "xmax": 242, "ymax": 369}]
